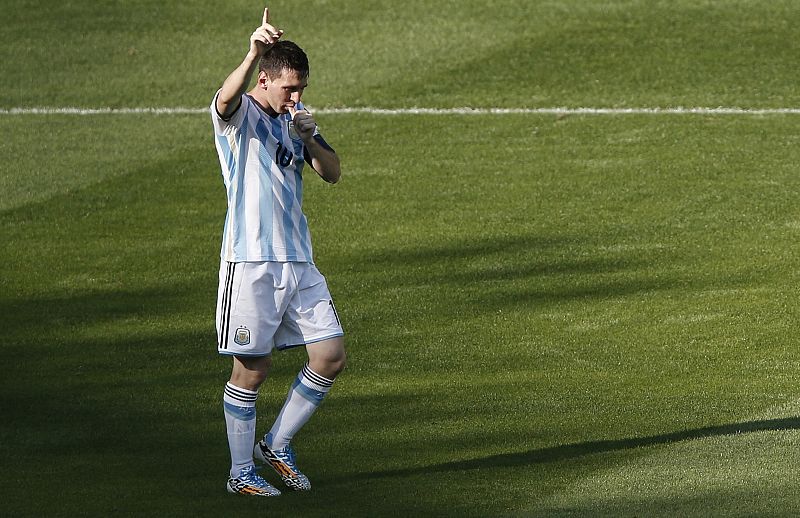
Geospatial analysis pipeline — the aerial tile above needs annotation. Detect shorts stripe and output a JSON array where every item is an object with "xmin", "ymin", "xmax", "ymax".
[
  {"xmin": 329, "ymin": 300, "xmax": 340, "ymax": 326},
  {"xmin": 219, "ymin": 262, "xmax": 236, "ymax": 350}
]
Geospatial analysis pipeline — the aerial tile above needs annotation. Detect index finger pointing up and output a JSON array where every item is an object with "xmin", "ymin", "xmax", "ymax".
[{"xmin": 263, "ymin": 7, "xmax": 269, "ymax": 25}]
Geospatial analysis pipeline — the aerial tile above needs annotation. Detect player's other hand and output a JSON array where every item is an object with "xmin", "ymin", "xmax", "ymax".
[
  {"xmin": 289, "ymin": 106, "xmax": 317, "ymax": 142},
  {"xmin": 250, "ymin": 7, "xmax": 283, "ymax": 56}
]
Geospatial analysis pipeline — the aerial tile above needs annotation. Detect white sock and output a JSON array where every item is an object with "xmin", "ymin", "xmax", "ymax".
[
  {"xmin": 267, "ymin": 363, "xmax": 334, "ymax": 450},
  {"xmin": 223, "ymin": 382, "xmax": 258, "ymax": 477}
]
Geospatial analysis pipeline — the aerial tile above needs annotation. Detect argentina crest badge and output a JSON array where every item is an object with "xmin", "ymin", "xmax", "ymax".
[{"xmin": 234, "ymin": 326, "xmax": 251, "ymax": 346}]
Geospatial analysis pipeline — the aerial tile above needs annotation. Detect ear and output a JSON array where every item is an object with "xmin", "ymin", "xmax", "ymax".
[{"xmin": 258, "ymin": 71, "xmax": 270, "ymax": 90}]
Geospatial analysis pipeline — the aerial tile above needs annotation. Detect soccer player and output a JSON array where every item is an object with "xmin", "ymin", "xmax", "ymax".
[{"xmin": 210, "ymin": 7, "xmax": 346, "ymax": 497}]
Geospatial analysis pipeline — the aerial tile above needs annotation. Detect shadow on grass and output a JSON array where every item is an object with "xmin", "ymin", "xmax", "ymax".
[
  {"xmin": 348, "ymin": 233, "xmax": 666, "ymax": 289},
  {"xmin": 336, "ymin": 231, "xmax": 757, "ymax": 323},
  {"xmin": 353, "ymin": 417, "xmax": 800, "ymax": 480},
  {"xmin": 0, "ymin": 285, "xmax": 200, "ymax": 336}
]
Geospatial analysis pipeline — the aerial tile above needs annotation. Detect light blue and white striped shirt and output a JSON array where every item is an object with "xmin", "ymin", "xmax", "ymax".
[{"xmin": 211, "ymin": 92, "xmax": 314, "ymax": 262}]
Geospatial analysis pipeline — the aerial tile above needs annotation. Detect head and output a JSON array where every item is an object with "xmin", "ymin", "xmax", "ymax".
[{"xmin": 255, "ymin": 41, "xmax": 310, "ymax": 115}]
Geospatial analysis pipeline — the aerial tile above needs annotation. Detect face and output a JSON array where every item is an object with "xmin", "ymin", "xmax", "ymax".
[{"xmin": 259, "ymin": 69, "xmax": 308, "ymax": 115}]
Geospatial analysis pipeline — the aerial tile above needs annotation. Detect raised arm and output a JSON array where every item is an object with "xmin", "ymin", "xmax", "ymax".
[{"xmin": 216, "ymin": 7, "xmax": 284, "ymax": 120}]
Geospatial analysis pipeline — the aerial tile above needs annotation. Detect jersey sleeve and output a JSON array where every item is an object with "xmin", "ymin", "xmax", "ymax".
[{"xmin": 211, "ymin": 90, "xmax": 249, "ymax": 135}]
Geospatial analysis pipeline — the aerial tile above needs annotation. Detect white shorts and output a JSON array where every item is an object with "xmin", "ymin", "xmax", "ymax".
[{"xmin": 216, "ymin": 261, "xmax": 344, "ymax": 356}]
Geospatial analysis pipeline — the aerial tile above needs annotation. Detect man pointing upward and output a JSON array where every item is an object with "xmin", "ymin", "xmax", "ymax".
[{"xmin": 210, "ymin": 6, "xmax": 347, "ymax": 497}]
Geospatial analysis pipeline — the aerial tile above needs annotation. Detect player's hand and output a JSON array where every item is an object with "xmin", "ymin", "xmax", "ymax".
[
  {"xmin": 289, "ymin": 106, "xmax": 317, "ymax": 142},
  {"xmin": 249, "ymin": 7, "xmax": 283, "ymax": 56}
]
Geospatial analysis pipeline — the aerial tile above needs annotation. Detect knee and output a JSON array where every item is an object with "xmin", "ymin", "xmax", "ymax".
[
  {"xmin": 248, "ymin": 367, "xmax": 269, "ymax": 387},
  {"xmin": 328, "ymin": 351, "xmax": 347, "ymax": 378},
  {"xmin": 310, "ymin": 349, "xmax": 346, "ymax": 380},
  {"xmin": 230, "ymin": 355, "xmax": 271, "ymax": 390}
]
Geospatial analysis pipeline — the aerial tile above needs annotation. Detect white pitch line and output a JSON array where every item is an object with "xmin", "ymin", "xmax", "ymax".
[
  {"xmin": 0, "ymin": 107, "xmax": 206, "ymax": 115},
  {"xmin": 2, "ymin": 106, "xmax": 800, "ymax": 116},
  {"xmin": 315, "ymin": 106, "xmax": 800, "ymax": 116}
]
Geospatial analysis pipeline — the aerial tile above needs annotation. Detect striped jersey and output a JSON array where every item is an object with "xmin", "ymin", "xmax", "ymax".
[{"xmin": 211, "ymin": 91, "xmax": 314, "ymax": 262}]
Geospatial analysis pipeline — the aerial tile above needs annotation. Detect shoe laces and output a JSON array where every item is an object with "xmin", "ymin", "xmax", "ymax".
[
  {"xmin": 275, "ymin": 445, "xmax": 297, "ymax": 467},
  {"xmin": 239, "ymin": 465, "xmax": 270, "ymax": 487}
]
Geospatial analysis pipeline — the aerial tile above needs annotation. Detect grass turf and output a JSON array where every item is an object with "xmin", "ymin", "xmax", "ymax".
[
  {"xmin": 3, "ymin": 112, "xmax": 800, "ymax": 516},
  {"xmin": 3, "ymin": 0, "xmax": 800, "ymax": 516},
  {"xmin": 4, "ymin": 0, "xmax": 800, "ymax": 109}
]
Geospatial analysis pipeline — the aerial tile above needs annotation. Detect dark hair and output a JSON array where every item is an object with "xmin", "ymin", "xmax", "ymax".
[{"xmin": 259, "ymin": 40, "xmax": 309, "ymax": 80}]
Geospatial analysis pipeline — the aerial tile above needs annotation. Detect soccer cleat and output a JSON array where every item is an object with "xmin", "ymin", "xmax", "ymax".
[
  {"xmin": 226, "ymin": 465, "xmax": 282, "ymax": 497},
  {"xmin": 254, "ymin": 438, "xmax": 312, "ymax": 491}
]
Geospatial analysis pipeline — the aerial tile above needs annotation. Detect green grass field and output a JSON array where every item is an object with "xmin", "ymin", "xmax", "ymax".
[{"xmin": 4, "ymin": 0, "xmax": 800, "ymax": 516}]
